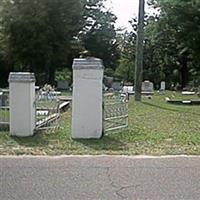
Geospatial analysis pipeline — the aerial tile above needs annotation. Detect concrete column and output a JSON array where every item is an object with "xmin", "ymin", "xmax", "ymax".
[
  {"xmin": 72, "ymin": 58, "xmax": 104, "ymax": 139},
  {"xmin": 8, "ymin": 72, "xmax": 36, "ymax": 137}
]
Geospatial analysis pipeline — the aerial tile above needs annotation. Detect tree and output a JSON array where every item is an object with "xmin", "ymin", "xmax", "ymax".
[
  {"xmin": 81, "ymin": 0, "xmax": 120, "ymax": 69},
  {"xmin": 146, "ymin": 0, "xmax": 200, "ymax": 88},
  {"xmin": 0, "ymin": 0, "xmax": 83, "ymax": 84},
  {"xmin": 115, "ymin": 31, "xmax": 136, "ymax": 82}
]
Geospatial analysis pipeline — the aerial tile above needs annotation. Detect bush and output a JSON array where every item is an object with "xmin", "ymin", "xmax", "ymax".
[{"xmin": 55, "ymin": 68, "xmax": 72, "ymax": 82}]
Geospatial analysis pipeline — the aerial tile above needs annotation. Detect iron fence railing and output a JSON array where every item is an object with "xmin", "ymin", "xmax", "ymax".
[
  {"xmin": 35, "ymin": 92, "xmax": 61, "ymax": 131},
  {"xmin": 103, "ymin": 93, "xmax": 128, "ymax": 132},
  {"xmin": 0, "ymin": 90, "xmax": 9, "ymax": 130}
]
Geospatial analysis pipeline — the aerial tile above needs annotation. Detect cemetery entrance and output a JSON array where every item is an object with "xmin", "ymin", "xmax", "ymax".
[{"xmin": 103, "ymin": 93, "xmax": 128, "ymax": 133}]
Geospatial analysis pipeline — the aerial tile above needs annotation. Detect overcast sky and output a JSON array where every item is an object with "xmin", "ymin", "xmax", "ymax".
[{"xmin": 105, "ymin": 0, "xmax": 152, "ymax": 30}]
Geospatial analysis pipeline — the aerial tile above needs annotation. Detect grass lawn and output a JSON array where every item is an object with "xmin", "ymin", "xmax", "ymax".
[
  {"xmin": 0, "ymin": 109, "xmax": 9, "ymax": 122},
  {"xmin": 1, "ymin": 91, "xmax": 200, "ymax": 155}
]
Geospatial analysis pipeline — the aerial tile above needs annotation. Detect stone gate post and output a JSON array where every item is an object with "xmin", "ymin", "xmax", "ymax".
[
  {"xmin": 9, "ymin": 72, "xmax": 36, "ymax": 137},
  {"xmin": 72, "ymin": 58, "xmax": 104, "ymax": 139}
]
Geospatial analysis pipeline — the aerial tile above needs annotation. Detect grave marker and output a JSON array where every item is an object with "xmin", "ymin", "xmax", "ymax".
[
  {"xmin": 142, "ymin": 81, "xmax": 154, "ymax": 95},
  {"xmin": 160, "ymin": 81, "xmax": 166, "ymax": 94}
]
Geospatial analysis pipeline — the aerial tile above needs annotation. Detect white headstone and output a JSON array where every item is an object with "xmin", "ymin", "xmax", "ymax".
[
  {"xmin": 122, "ymin": 86, "xmax": 134, "ymax": 94},
  {"xmin": 9, "ymin": 72, "xmax": 36, "ymax": 137},
  {"xmin": 160, "ymin": 81, "xmax": 166, "ymax": 91},
  {"xmin": 72, "ymin": 58, "xmax": 104, "ymax": 139}
]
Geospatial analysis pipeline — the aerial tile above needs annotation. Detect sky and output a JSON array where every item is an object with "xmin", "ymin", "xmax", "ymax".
[
  {"xmin": 105, "ymin": 0, "xmax": 151, "ymax": 30},
  {"xmin": 105, "ymin": 0, "xmax": 139, "ymax": 30}
]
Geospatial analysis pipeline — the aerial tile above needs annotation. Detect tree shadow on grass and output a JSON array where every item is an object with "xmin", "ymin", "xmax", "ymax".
[
  {"xmin": 75, "ymin": 134, "xmax": 128, "ymax": 152},
  {"xmin": 142, "ymin": 102, "xmax": 200, "ymax": 117},
  {"xmin": 11, "ymin": 133, "xmax": 49, "ymax": 148}
]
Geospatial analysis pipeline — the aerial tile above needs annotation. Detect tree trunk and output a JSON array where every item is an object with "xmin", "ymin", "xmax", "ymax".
[
  {"xmin": 180, "ymin": 58, "xmax": 189, "ymax": 89},
  {"xmin": 134, "ymin": 0, "xmax": 145, "ymax": 101},
  {"xmin": 45, "ymin": 60, "xmax": 50, "ymax": 84},
  {"xmin": 49, "ymin": 67, "xmax": 55, "ymax": 85}
]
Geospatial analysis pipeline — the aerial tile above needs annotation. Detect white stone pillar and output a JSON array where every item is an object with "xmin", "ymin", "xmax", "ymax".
[
  {"xmin": 72, "ymin": 58, "xmax": 104, "ymax": 139},
  {"xmin": 9, "ymin": 72, "xmax": 36, "ymax": 137}
]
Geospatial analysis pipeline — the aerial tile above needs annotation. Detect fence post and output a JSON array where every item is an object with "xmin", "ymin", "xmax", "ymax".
[
  {"xmin": 8, "ymin": 72, "xmax": 36, "ymax": 137},
  {"xmin": 72, "ymin": 58, "xmax": 104, "ymax": 139}
]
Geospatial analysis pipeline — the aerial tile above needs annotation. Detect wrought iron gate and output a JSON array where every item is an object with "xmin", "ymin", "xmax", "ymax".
[
  {"xmin": 0, "ymin": 90, "xmax": 9, "ymax": 130},
  {"xmin": 35, "ymin": 91, "xmax": 61, "ymax": 131},
  {"xmin": 103, "ymin": 93, "xmax": 128, "ymax": 132}
]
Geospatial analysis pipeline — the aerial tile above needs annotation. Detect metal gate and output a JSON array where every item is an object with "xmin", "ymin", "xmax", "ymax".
[
  {"xmin": 103, "ymin": 93, "xmax": 128, "ymax": 132},
  {"xmin": 0, "ymin": 90, "xmax": 9, "ymax": 130},
  {"xmin": 35, "ymin": 91, "xmax": 61, "ymax": 131}
]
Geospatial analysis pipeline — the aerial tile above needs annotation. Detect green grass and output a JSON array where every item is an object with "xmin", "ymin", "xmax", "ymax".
[
  {"xmin": 0, "ymin": 109, "xmax": 9, "ymax": 123},
  {"xmin": 1, "ymin": 91, "xmax": 200, "ymax": 155}
]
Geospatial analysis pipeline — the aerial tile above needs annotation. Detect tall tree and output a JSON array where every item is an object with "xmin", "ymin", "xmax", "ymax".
[
  {"xmin": 81, "ymin": 0, "xmax": 119, "ymax": 69},
  {"xmin": 146, "ymin": 0, "xmax": 200, "ymax": 88},
  {"xmin": 0, "ymin": 0, "xmax": 83, "ymax": 84},
  {"xmin": 115, "ymin": 31, "xmax": 136, "ymax": 82}
]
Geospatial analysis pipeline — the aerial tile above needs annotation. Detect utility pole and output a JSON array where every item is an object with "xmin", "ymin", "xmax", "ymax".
[{"xmin": 134, "ymin": 0, "xmax": 145, "ymax": 101}]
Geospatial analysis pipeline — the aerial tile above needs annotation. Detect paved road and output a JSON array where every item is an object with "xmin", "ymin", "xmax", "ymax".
[{"xmin": 1, "ymin": 156, "xmax": 200, "ymax": 200}]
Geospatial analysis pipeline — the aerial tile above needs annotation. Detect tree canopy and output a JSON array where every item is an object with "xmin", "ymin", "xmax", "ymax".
[
  {"xmin": 0, "ymin": 0, "xmax": 83, "ymax": 84},
  {"xmin": 0, "ymin": 0, "xmax": 200, "ymax": 90},
  {"xmin": 143, "ymin": 0, "xmax": 200, "ymax": 88},
  {"xmin": 0, "ymin": 0, "xmax": 119, "ymax": 85}
]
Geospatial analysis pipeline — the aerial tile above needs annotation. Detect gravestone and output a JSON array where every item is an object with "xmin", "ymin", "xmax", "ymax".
[
  {"xmin": 182, "ymin": 91, "xmax": 195, "ymax": 95},
  {"xmin": 160, "ymin": 81, "xmax": 166, "ymax": 91},
  {"xmin": 72, "ymin": 58, "xmax": 104, "ymax": 139},
  {"xmin": 122, "ymin": 86, "xmax": 134, "ymax": 94},
  {"xmin": 104, "ymin": 76, "xmax": 113, "ymax": 88},
  {"xmin": 57, "ymin": 80, "xmax": 69, "ymax": 90},
  {"xmin": 112, "ymin": 82, "xmax": 122, "ymax": 91},
  {"xmin": 160, "ymin": 81, "xmax": 166, "ymax": 94},
  {"xmin": 0, "ymin": 92, "xmax": 3, "ymax": 106},
  {"xmin": 142, "ymin": 81, "xmax": 154, "ymax": 94},
  {"xmin": 0, "ymin": 90, "xmax": 9, "ymax": 106}
]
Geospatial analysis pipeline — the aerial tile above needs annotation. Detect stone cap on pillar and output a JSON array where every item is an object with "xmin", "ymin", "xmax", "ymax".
[
  {"xmin": 8, "ymin": 72, "xmax": 36, "ymax": 83},
  {"xmin": 72, "ymin": 57, "xmax": 104, "ymax": 70}
]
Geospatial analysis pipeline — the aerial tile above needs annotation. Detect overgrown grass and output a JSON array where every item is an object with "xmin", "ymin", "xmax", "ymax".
[{"xmin": 1, "ymin": 91, "xmax": 200, "ymax": 155}]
